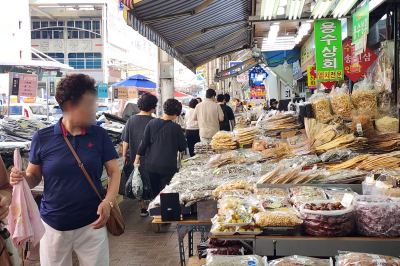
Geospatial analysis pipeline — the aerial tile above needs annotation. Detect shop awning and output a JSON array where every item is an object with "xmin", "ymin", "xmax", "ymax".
[
  {"xmin": 122, "ymin": 0, "xmax": 251, "ymax": 71},
  {"xmin": 264, "ymin": 47, "xmax": 301, "ymax": 67},
  {"xmin": 151, "ymin": 91, "xmax": 191, "ymax": 99}
]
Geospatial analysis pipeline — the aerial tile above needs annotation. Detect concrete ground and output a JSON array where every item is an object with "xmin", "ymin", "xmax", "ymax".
[{"xmin": 25, "ymin": 198, "xmax": 197, "ymax": 266}]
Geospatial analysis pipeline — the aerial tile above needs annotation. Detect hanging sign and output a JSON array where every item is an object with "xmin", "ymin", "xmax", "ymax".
[
  {"xmin": 351, "ymin": 44, "xmax": 360, "ymax": 73},
  {"xmin": 300, "ymin": 33, "xmax": 316, "ymax": 72},
  {"xmin": 11, "ymin": 73, "xmax": 38, "ymax": 97},
  {"xmin": 97, "ymin": 83, "xmax": 108, "ymax": 98},
  {"xmin": 342, "ymin": 38, "xmax": 377, "ymax": 82},
  {"xmin": 353, "ymin": 2, "xmax": 369, "ymax": 55},
  {"xmin": 293, "ymin": 60, "xmax": 302, "ymax": 80},
  {"xmin": 315, "ymin": 20, "xmax": 344, "ymax": 82},
  {"xmin": 237, "ymin": 74, "xmax": 249, "ymax": 82},
  {"xmin": 127, "ymin": 86, "xmax": 137, "ymax": 98},
  {"xmin": 229, "ymin": 61, "xmax": 242, "ymax": 75},
  {"xmin": 117, "ymin": 86, "xmax": 128, "ymax": 99},
  {"xmin": 250, "ymin": 85, "xmax": 265, "ymax": 100},
  {"xmin": 307, "ymin": 66, "xmax": 317, "ymax": 89},
  {"xmin": 49, "ymin": 78, "xmax": 55, "ymax": 97},
  {"xmin": 310, "ymin": 66, "xmax": 335, "ymax": 90},
  {"xmin": 249, "ymin": 65, "xmax": 268, "ymax": 86}
]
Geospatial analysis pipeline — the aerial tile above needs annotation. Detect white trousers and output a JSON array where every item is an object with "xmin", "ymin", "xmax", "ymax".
[{"xmin": 40, "ymin": 220, "xmax": 109, "ymax": 266}]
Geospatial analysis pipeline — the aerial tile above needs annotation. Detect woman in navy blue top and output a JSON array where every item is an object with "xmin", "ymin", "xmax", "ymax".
[{"xmin": 10, "ymin": 74, "xmax": 120, "ymax": 266}]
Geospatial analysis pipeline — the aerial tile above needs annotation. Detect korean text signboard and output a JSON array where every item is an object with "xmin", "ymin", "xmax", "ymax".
[
  {"xmin": 249, "ymin": 66, "xmax": 268, "ymax": 86},
  {"xmin": 307, "ymin": 66, "xmax": 317, "ymax": 89},
  {"xmin": 353, "ymin": 2, "xmax": 369, "ymax": 55},
  {"xmin": 293, "ymin": 60, "xmax": 302, "ymax": 80},
  {"xmin": 97, "ymin": 83, "xmax": 108, "ymax": 98},
  {"xmin": 113, "ymin": 87, "xmax": 128, "ymax": 100},
  {"xmin": 11, "ymin": 73, "xmax": 38, "ymax": 97},
  {"xmin": 229, "ymin": 61, "xmax": 242, "ymax": 75},
  {"xmin": 315, "ymin": 20, "xmax": 344, "ymax": 82},
  {"xmin": 237, "ymin": 74, "xmax": 248, "ymax": 82},
  {"xmin": 300, "ymin": 33, "xmax": 316, "ymax": 72},
  {"xmin": 342, "ymin": 38, "xmax": 377, "ymax": 82},
  {"xmin": 128, "ymin": 87, "xmax": 137, "ymax": 98},
  {"xmin": 250, "ymin": 85, "xmax": 265, "ymax": 100}
]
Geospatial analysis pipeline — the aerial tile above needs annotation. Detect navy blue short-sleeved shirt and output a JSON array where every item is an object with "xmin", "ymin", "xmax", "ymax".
[{"xmin": 29, "ymin": 119, "xmax": 119, "ymax": 231}]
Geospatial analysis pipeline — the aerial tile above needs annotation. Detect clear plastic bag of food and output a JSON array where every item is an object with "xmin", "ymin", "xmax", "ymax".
[
  {"xmin": 218, "ymin": 196, "xmax": 244, "ymax": 213},
  {"xmin": 320, "ymin": 148, "xmax": 352, "ymax": 162},
  {"xmin": 211, "ymin": 214, "xmax": 225, "ymax": 224},
  {"xmin": 214, "ymin": 179, "xmax": 255, "ymax": 198},
  {"xmin": 261, "ymin": 196, "xmax": 292, "ymax": 210},
  {"xmin": 268, "ymin": 255, "xmax": 330, "ymax": 266},
  {"xmin": 375, "ymin": 107, "xmax": 399, "ymax": 135},
  {"xmin": 256, "ymin": 188, "xmax": 289, "ymax": 198},
  {"xmin": 352, "ymin": 109, "xmax": 375, "ymax": 138},
  {"xmin": 310, "ymin": 92, "xmax": 334, "ymax": 123},
  {"xmin": 375, "ymin": 45, "xmax": 393, "ymax": 94},
  {"xmin": 290, "ymin": 186, "xmax": 327, "ymax": 209},
  {"xmin": 352, "ymin": 77, "xmax": 377, "ymax": 116},
  {"xmin": 206, "ymin": 254, "xmax": 266, "ymax": 266},
  {"xmin": 354, "ymin": 195, "xmax": 400, "ymax": 237},
  {"xmin": 372, "ymin": 169, "xmax": 400, "ymax": 197},
  {"xmin": 218, "ymin": 189, "xmax": 253, "ymax": 200},
  {"xmin": 254, "ymin": 209, "xmax": 302, "ymax": 227},
  {"xmin": 362, "ymin": 168, "xmax": 397, "ymax": 195},
  {"xmin": 211, "ymin": 131, "xmax": 237, "ymax": 150},
  {"xmin": 207, "ymin": 247, "xmax": 245, "ymax": 256},
  {"xmin": 329, "ymin": 87, "xmax": 355, "ymax": 119},
  {"xmin": 224, "ymin": 207, "xmax": 252, "ymax": 226},
  {"xmin": 337, "ymin": 251, "xmax": 400, "ymax": 266},
  {"xmin": 252, "ymin": 135, "xmax": 269, "ymax": 151},
  {"xmin": 206, "ymin": 150, "xmax": 239, "ymax": 168},
  {"xmin": 210, "ymin": 223, "xmax": 236, "ymax": 235},
  {"xmin": 324, "ymin": 187, "xmax": 354, "ymax": 201},
  {"xmin": 300, "ymin": 200, "xmax": 355, "ymax": 237}
]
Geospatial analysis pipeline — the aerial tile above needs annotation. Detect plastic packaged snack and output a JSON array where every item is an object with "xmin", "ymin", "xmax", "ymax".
[
  {"xmin": 237, "ymin": 222, "xmax": 262, "ymax": 234},
  {"xmin": 300, "ymin": 200, "xmax": 355, "ymax": 237},
  {"xmin": 218, "ymin": 196, "xmax": 244, "ymax": 213},
  {"xmin": 375, "ymin": 107, "xmax": 399, "ymax": 135},
  {"xmin": 352, "ymin": 109, "xmax": 375, "ymax": 138},
  {"xmin": 268, "ymin": 255, "xmax": 330, "ymax": 266},
  {"xmin": 206, "ymin": 150, "xmax": 239, "ymax": 168},
  {"xmin": 329, "ymin": 87, "xmax": 355, "ymax": 119},
  {"xmin": 224, "ymin": 206, "xmax": 252, "ymax": 226},
  {"xmin": 206, "ymin": 254, "xmax": 265, "ymax": 266},
  {"xmin": 211, "ymin": 131, "xmax": 237, "ymax": 150},
  {"xmin": 211, "ymin": 214, "xmax": 225, "ymax": 224},
  {"xmin": 324, "ymin": 187, "xmax": 354, "ymax": 201},
  {"xmin": 309, "ymin": 92, "xmax": 334, "ymax": 123},
  {"xmin": 214, "ymin": 179, "xmax": 255, "ymax": 198},
  {"xmin": 234, "ymin": 127, "xmax": 263, "ymax": 146},
  {"xmin": 337, "ymin": 251, "xmax": 400, "ymax": 266},
  {"xmin": 354, "ymin": 195, "xmax": 400, "ymax": 237},
  {"xmin": 375, "ymin": 45, "xmax": 393, "ymax": 94},
  {"xmin": 290, "ymin": 186, "xmax": 327, "ymax": 209},
  {"xmin": 256, "ymin": 188, "xmax": 289, "ymax": 198},
  {"xmin": 352, "ymin": 77, "xmax": 377, "ymax": 116},
  {"xmin": 319, "ymin": 148, "xmax": 352, "ymax": 162},
  {"xmin": 211, "ymin": 223, "xmax": 236, "ymax": 235},
  {"xmin": 261, "ymin": 196, "xmax": 292, "ymax": 210},
  {"xmin": 372, "ymin": 169, "xmax": 400, "ymax": 197},
  {"xmin": 252, "ymin": 135, "xmax": 268, "ymax": 151},
  {"xmin": 207, "ymin": 247, "xmax": 245, "ymax": 256},
  {"xmin": 254, "ymin": 209, "xmax": 302, "ymax": 227}
]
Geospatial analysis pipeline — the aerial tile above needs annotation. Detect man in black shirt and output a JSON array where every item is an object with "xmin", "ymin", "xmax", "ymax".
[{"xmin": 217, "ymin": 94, "xmax": 235, "ymax": 131}]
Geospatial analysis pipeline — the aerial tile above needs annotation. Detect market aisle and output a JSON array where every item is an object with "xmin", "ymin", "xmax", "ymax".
[{"xmin": 25, "ymin": 198, "xmax": 195, "ymax": 266}]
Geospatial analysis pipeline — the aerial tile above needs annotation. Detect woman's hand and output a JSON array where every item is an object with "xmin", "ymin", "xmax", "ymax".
[
  {"xmin": 134, "ymin": 155, "xmax": 140, "ymax": 166},
  {"xmin": 10, "ymin": 168, "xmax": 24, "ymax": 186},
  {"xmin": 0, "ymin": 194, "xmax": 9, "ymax": 220},
  {"xmin": 92, "ymin": 201, "xmax": 112, "ymax": 229},
  {"xmin": 123, "ymin": 155, "xmax": 129, "ymax": 165}
]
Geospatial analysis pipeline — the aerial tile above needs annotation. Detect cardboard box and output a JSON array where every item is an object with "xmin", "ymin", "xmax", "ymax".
[
  {"xmin": 281, "ymin": 129, "xmax": 306, "ymax": 139},
  {"xmin": 188, "ymin": 256, "xmax": 206, "ymax": 266},
  {"xmin": 197, "ymin": 201, "xmax": 218, "ymax": 222}
]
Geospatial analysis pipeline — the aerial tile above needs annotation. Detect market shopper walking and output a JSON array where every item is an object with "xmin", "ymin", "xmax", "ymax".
[
  {"xmin": 185, "ymin": 99, "xmax": 201, "ymax": 157},
  {"xmin": 217, "ymin": 94, "xmax": 235, "ymax": 132},
  {"xmin": 135, "ymin": 99, "xmax": 187, "ymax": 196},
  {"xmin": 10, "ymin": 74, "xmax": 121, "ymax": 266},
  {"xmin": 122, "ymin": 93, "xmax": 157, "ymax": 217},
  {"xmin": 193, "ymin": 89, "xmax": 224, "ymax": 142}
]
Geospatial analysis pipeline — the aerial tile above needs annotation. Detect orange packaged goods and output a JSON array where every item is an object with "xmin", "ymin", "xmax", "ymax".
[
  {"xmin": 337, "ymin": 252, "xmax": 400, "ymax": 266},
  {"xmin": 252, "ymin": 135, "xmax": 267, "ymax": 151},
  {"xmin": 329, "ymin": 87, "xmax": 355, "ymax": 120},
  {"xmin": 352, "ymin": 109, "xmax": 375, "ymax": 138}
]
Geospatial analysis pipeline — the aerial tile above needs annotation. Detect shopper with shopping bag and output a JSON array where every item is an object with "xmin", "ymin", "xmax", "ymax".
[
  {"xmin": 10, "ymin": 74, "xmax": 121, "ymax": 266},
  {"xmin": 122, "ymin": 93, "xmax": 157, "ymax": 216}
]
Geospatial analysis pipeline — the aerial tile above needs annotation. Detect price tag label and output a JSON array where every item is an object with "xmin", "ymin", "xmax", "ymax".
[
  {"xmin": 20, "ymin": 121, "xmax": 28, "ymax": 128},
  {"xmin": 356, "ymin": 122, "xmax": 363, "ymax": 136},
  {"xmin": 341, "ymin": 193, "xmax": 354, "ymax": 208}
]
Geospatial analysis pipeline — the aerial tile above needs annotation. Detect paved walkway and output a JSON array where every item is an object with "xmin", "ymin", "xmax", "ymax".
[{"xmin": 25, "ymin": 198, "xmax": 198, "ymax": 266}]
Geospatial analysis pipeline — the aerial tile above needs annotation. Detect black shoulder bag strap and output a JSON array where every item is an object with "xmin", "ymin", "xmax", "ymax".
[{"xmin": 150, "ymin": 120, "xmax": 171, "ymax": 145}]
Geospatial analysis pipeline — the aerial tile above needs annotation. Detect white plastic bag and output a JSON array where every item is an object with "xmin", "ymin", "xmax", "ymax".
[{"xmin": 126, "ymin": 164, "xmax": 143, "ymax": 200}]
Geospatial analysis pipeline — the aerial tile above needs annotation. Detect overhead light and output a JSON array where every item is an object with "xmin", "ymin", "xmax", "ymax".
[
  {"xmin": 277, "ymin": 6, "xmax": 285, "ymax": 15},
  {"xmin": 306, "ymin": 20, "xmax": 314, "ymax": 23},
  {"xmin": 287, "ymin": 0, "xmax": 295, "ymax": 20},
  {"xmin": 337, "ymin": 0, "xmax": 358, "ymax": 17},
  {"xmin": 311, "ymin": 0, "xmax": 325, "ymax": 19},
  {"xmin": 301, "ymin": 22, "xmax": 311, "ymax": 31},
  {"xmin": 279, "ymin": 0, "xmax": 287, "ymax": 6},
  {"xmin": 261, "ymin": 0, "xmax": 282, "ymax": 20},
  {"xmin": 296, "ymin": 0, "xmax": 306, "ymax": 19},
  {"xmin": 321, "ymin": 0, "xmax": 336, "ymax": 18},
  {"xmin": 270, "ymin": 25, "xmax": 280, "ymax": 32},
  {"xmin": 310, "ymin": 2, "xmax": 316, "ymax": 12}
]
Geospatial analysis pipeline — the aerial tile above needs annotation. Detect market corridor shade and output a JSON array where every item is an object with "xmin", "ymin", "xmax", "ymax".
[{"xmin": 122, "ymin": 0, "xmax": 251, "ymax": 71}]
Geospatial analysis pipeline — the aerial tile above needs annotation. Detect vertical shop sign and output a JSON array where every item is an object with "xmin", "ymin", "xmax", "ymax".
[
  {"xmin": 113, "ymin": 87, "xmax": 119, "ymax": 99},
  {"xmin": 97, "ymin": 83, "xmax": 108, "ymax": 98},
  {"xmin": 250, "ymin": 85, "xmax": 265, "ymax": 100},
  {"xmin": 307, "ymin": 66, "xmax": 317, "ymax": 89},
  {"xmin": 342, "ymin": 38, "xmax": 377, "ymax": 82},
  {"xmin": 11, "ymin": 73, "xmax": 20, "ymax": 96},
  {"xmin": 351, "ymin": 44, "xmax": 360, "ymax": 73},
  {"xmin": 18, "ymin": 74, "xmax": 38, "ymax": 97},
  {"xmin": 249, "ymin": 66, "xmax": 268, "ymax": 86},
  {"xmin": 353, "ymin": 2, "xmax": 369, "ymax": 55},
  {"xmin": 315, "ymin": 20, "xmax": 344, "ymax": 82},
  {"xmin": 49, "ymin": 78, "xmax": 55, "ymax": 97},
  {"xmin": 300, "ymin": 33, "xmax": 316, "ymax": 72},
  {"xmin": 293, "ymin": 60, "xmax": 302, "ymax": 80}
]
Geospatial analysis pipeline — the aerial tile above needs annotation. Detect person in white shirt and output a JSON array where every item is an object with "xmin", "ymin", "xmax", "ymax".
[{"xmin": 185, "ymin": 99, "xmax": 200, "ymax": 157}]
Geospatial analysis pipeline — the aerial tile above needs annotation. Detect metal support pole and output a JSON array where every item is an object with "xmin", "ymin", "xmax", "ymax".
[
  {"xmin": 394, "ymin": 2, "xmax": 399, "ymax": 106},
  {"xmin": 157, "ymin": 47, "xmax": 174, "ymax": 117}
]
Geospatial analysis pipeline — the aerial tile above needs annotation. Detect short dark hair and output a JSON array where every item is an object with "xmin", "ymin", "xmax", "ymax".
[
  {"xmin": 164, "ymin": 99, "xmax": 182, "ymax": 116},
  {"xmin": 235, "ymin": 98, "xmax": 240, "ymax": 103},
  {"xmin": 216, "ymin": 94, "xmax": 225, "ymax": 103},
  {"xmin": 206, "ymin": 89, "xmax": 216, "ymax": 99},
  {"xmin": 189, "ymin": 98, "xmax": 198, "ymax": 108},
  {"xmin": 196, "ymin": 97, "xmax": 202, "ymax": 102},
  {"xmin": 224, "ymin": 93, "xmax": 231, "ymax": 102},
  {"xmin": 137, "ymin": 93, "xmax": 158, "ymax": 112},
  {"xmin": 55, "ymin": 74, "xmax": 96, "ymax": 110}
]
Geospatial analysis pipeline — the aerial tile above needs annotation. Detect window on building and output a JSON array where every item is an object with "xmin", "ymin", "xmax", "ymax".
[
  {"xmin": 32, "ymin": 22, "xmax": 41, "ymax": 39},
  {"xmin": 33, "ymin": 22, "xmax": 40, "ymax": 29},
  {"xmin": 46, "ymin": 53, "xmax": 65, "ymax": 64},
  {"xmin": 50, "ymin": 21, "xmax": 57, "ymax": 27},
  {"xmin": 68, "ymin": 53, "xmax": 101, "ymax": 69},
  {"xmin": 75, "ymin": 21, "xmax": 82, "ymax": 28},
  {"xmin": 41, "ymin": 22, "xmax": 48, "ymax": 28},
  {"xmin": 67, "ymin": 21, "xmax": 74, "ymax": 27},
  {"xmin": 92, "ymin": 21, "xmax": 101, "ymax": 38},
  {"xmin": 84, "ymin": 21, "xmax": 91, "ymax": 38}
]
